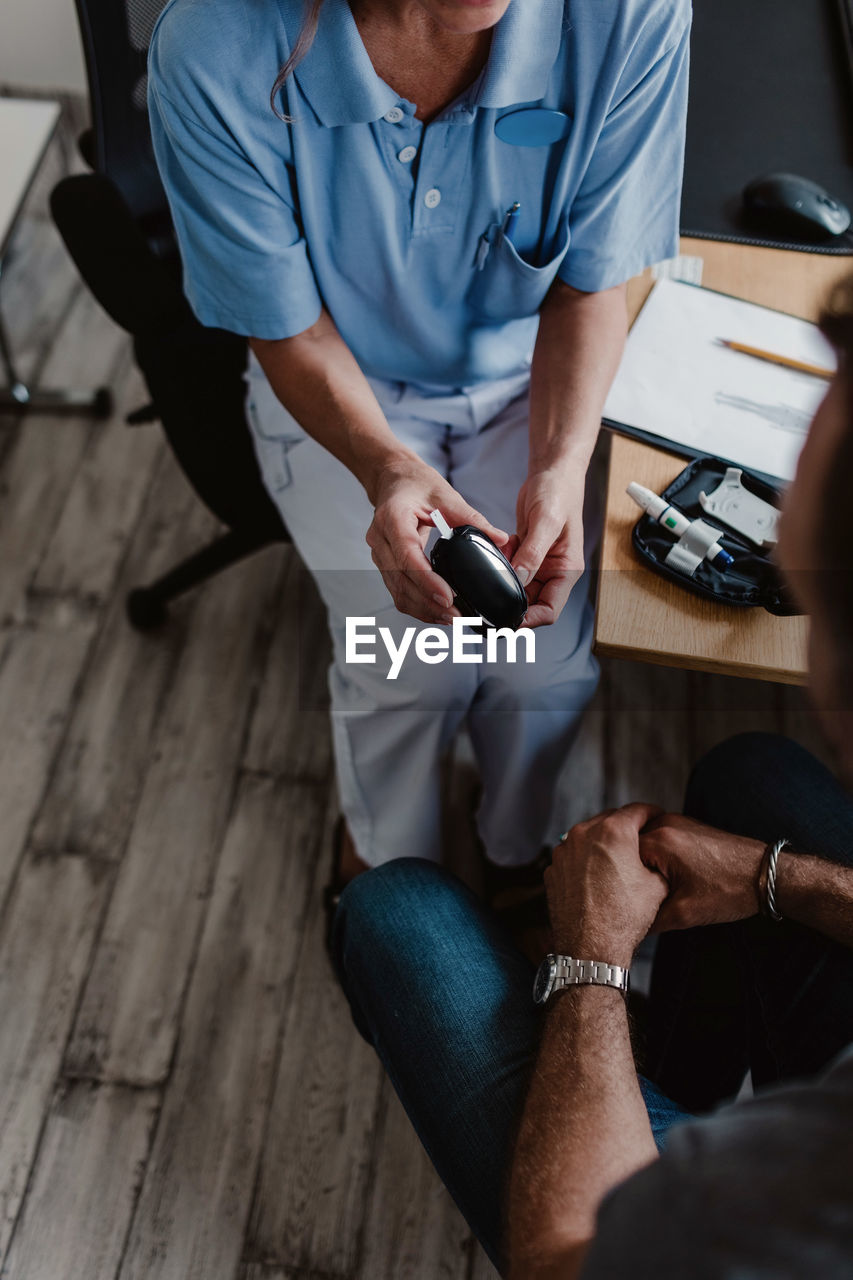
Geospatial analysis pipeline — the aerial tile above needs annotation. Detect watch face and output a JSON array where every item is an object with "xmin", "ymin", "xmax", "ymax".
[{"xmin": 533, "ymin": 956, "xmax": 556, "ymax": 1004}]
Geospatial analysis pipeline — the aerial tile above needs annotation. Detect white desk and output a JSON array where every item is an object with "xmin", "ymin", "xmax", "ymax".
[
  {"xmin": 0, "ymin": 98, "xmax": 61, "ymax": 257},
  {"xmin": 0, "ymin": 96, "xmax": 109, "ymax": 417}
]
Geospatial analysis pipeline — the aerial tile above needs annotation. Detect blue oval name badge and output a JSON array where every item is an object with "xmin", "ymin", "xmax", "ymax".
[{"xmin": 495, "ymin": 109, "xmax": 573, "ymax": 147}]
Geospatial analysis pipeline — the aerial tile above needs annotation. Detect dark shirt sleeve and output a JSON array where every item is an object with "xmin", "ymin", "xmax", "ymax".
[{"xmin": 580, "ymin": 1051, "xmax": 853, "ymax": 1279}]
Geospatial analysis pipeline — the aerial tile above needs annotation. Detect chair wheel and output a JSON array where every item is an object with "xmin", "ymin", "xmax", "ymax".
[
  {"xmin": 126, "ymin": 588, "xmax": 168, "ymax": 630},
  {"xmin": 93, "ymin": 387, "xmax": 113, "ymax": 419}
]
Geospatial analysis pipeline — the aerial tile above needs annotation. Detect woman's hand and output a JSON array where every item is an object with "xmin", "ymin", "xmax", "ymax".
[
  {"xmin": 638, "ymin": 814, "xmax": 766, "ymax": 932},
  {"xmin": 546, "ymin": 804, "xmax": 668, "ymax": 969},
  {"xmin": 366, "ymin": 456, "xmax": 509, "ymax": 624},
  {"xmin": 508, "ymin": 467, "xmax": 587, "ymax": 628}
]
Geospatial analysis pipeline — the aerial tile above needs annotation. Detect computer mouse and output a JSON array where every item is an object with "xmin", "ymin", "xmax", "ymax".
[
  {"xmin": 742, "ymin": 172, "xmax": 851, "ymax": 240},
  {"xmin": 430, "ymin": 524, "xmax": 528, "ymax": 630}
]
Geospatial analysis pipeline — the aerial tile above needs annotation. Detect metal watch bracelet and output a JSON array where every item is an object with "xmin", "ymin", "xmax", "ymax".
[{"xmin": 533, "ymin": 953, "xmax": 629, "ymax": 1005}]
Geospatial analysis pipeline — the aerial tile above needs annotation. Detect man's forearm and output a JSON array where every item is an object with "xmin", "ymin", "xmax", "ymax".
[
  {"xmin": 250, "ymin": 308, "xmax": 415, "ymax": 502},
  {"xmin": 507, "ymin": 987, "xmax": 657, "ymax": 1280},
  {"xmin": 528, "ymin": 280, "xmax": 628, "ymax": 477},
  {"xmin": 777, "ymin": 851, "xmax": 853, "ymax": 947}
]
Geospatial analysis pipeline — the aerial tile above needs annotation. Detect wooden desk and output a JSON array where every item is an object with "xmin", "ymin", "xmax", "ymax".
[{"xmin": 595, "ymin": 238, "xmax": 853, "ymax": 685}]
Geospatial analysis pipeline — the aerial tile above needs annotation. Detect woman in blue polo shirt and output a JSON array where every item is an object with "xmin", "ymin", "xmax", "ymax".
[{"xmin": 148, "ymin": 0, "xmax": 690, "ymax": 901}]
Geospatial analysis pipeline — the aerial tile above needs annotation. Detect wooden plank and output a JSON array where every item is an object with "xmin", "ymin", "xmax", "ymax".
[
  {"xmin": 0, "ymin": 618, "xmax": 95, "ymax": 905},
  {"xmin": 246, "ymin": 808, "xmax": 383, "ymax": 1278},
  {"xmin": 0, "ymin": 852, "xmax": 112, "ymax": 1261},
  {"xmin": 32, "ymin": 349, "xmax": 164, "ymax": 602},
  {"xmin": 31, "ymin": 451, "xmax": 220, "ymax": 859},
  {"xmin": 65, "ymin": 542, "xmax": 286, "ymax": 1084},
  {"xmin": 601, "ymin": 657, "xmax": 692, "ymax": 813},
  {"xmin": 468, "ymin": 1246, "xmax": 501, "ymax": 1280},
  {"xmin": 240, "ymin": 1267, "xmax": 348, "ymax": 1280},
  {"xmin": 119, "ymin": 775, "xmax": 324, "ymax": 1280},
  {"xmin": 596, "ymin": 436, "xmax": 809, "ymax": 685},
  {"xmin": 0, "ymin": 288, "xmax": 126, "ymax": 626},
  {"xmin": 357, "ymin": 1082, "xmax": 472, "ymax": 1280},
  {"xmin": 242, "ymin": 551, "xmax": 333, "ymax": 783},
  {"xmin": 2, "ymin": 1081, "xmax": 159, "ymax": 1280}
]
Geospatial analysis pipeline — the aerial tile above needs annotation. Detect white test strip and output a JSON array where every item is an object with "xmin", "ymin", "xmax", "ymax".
[{"xmin": 429, "ymin": 508, "xmax": 453, "ymax": 540}]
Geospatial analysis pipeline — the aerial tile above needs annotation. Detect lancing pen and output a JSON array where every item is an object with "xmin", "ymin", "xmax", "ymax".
[
  {"xmin": 627, "ymin": 482, "xmax": 735, "ymax": 570},
  {"xmin": 502, "ymin": 201, "xmax": 520, "ymax": 244}
]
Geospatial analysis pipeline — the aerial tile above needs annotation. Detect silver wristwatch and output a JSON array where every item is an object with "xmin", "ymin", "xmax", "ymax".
[{"xmin": 533, "ymin": 953, "xmax": 629, "ymax": 1005}]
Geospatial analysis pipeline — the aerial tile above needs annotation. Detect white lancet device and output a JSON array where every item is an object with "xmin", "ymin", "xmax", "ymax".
[
  {"xmin": 698, "ymin": 468, "xmax": 780, "ymax": 547},
  {"xmin": 627, "ymin": 482, "xmax": 735, "ymax": 576}
]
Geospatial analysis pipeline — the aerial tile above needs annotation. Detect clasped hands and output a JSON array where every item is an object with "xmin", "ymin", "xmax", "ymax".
[
  {"xmin": 545, "ymin": 806, "xmax": 768, "ymax": 969},
  {"xmin": 365, "ymin": 456, "xmax": 586, "ymax": 629}
]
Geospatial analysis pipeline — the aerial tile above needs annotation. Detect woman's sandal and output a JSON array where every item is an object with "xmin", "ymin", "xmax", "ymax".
[
  {"xmin": 322, "ymin": 815, "xmax": 347, "ymax": 954},
  {"xmin": 482, "ymin": 846, "xmax": 551, "ymax": 915},
  {"xmin": 482, "ymin": 848, "xmax": 553, "ymax": 961}
]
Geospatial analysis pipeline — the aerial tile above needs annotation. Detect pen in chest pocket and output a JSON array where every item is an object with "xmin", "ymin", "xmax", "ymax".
[
  {"xmin": 502, "ymin": 201, "xmax": 521, "ymax": 243},
  {"xmin": 475, "ymin": 201, "xmax": 521, "ymax": 269}
]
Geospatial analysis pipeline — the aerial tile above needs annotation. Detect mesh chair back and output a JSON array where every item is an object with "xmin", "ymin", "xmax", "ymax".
[{"xmin": 75, "ymin": 0, "xmax": 170, "ymax": 222}]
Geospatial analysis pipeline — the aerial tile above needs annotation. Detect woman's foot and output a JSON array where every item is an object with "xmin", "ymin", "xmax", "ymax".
[
  {"xmin": 324, "ymin": 818, "xmax": 370, "ymax": 952},
  {"xmin": 338, "ymin": 821, "xmax": 370, "ymax": 886},
  {"xmin": 483, "ymin": 849, "xmax": 553, "ymax": 965}
]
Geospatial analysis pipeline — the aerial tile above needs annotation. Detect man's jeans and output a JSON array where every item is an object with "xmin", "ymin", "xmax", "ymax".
[{"xmin": 332, "ymin": 733, "xmax": 853, "ymax": 1270}]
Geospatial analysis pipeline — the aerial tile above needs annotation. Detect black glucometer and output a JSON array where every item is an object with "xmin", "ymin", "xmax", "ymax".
[{"xmin": 429, "ymin": 509, "xmax": 528, "ymax": 630}]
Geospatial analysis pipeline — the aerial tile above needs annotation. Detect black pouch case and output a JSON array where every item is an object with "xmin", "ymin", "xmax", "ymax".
[{"xmin": 631, "ymin": 456, "xmax": 802, "ymax": 617}]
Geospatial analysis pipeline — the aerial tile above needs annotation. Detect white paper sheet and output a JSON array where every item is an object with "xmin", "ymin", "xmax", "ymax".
[{"xmin": 603, "ymin": 279, "xmax": 837, "ymax": 482}]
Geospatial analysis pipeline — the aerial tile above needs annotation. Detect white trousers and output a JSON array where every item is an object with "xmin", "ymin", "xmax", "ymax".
[{"xmin": 246, "ymin": 357, "xmax": 599, "ymax": 867}]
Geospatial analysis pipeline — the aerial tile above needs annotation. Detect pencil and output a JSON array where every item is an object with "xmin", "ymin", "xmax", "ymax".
[{"xmin": 719, "ymin": 339, "xmax": 834, "ymax": 380}]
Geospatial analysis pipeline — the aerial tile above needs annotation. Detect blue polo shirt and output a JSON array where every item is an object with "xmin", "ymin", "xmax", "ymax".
[{"xmin": 148, "ymin": 0, "xmax": 690, "ymax": 387}]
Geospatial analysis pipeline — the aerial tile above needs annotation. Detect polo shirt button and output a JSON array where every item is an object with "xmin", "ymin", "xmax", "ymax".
[
  {"xmin": 397, "ymin": 145, "xmax": 417, "ymax": 163},
  {"xmin": 424, "ymin": 188, "xmax": 441, "ymax": 208},
  {"xmin": 384, "ymin": 106, "xmax": 404, "ymax": 124}
]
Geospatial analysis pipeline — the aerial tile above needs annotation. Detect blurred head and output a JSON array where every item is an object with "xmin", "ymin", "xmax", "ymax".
[
  {"xmin": 778, "ymin": 277, "xmax": 853, "ymax": 782},
  {"xmin": 402, "ymin": 0, "xmax": 511, "ymax": 34},
  {"xmin": 271, "ymin": 0, "xmax": 510, "ymax": 114}
]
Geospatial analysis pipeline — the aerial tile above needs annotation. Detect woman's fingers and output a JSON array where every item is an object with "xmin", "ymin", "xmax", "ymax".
[
  {"xmin": 440, "ymin": 492, "xmax": 508, "ymax": 547},
  {"xmin": 369, "ymin": 526, "xmax": 456, "ymax": 621},
  {"xmin": 522, "ymin": 571, "xmax": 573, "ymax": 628},
  {"xmin": 511, "ymin": 511, "xmax": 564, "ymax": 586},
  {"xmin": 368, "ymin": 476, "xmax": 512, "ymax": 622},
  {"xmin": 370, "ymin": 509, "xmax": 453, "ymax": 608}
]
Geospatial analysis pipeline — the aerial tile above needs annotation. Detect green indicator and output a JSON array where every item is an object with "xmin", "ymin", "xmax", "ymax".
[{"xmin": 665, "ymin": 516, "xmax": 677, "ymax": 528}]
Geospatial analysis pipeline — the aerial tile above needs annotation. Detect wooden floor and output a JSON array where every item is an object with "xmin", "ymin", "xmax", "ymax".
[{"xmin": 0, "ymin": 100, "xmax": 828, "ymax": 1280}]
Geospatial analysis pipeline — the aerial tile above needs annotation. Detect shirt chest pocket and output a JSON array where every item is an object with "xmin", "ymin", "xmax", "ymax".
[{"xmin": 467, "ymin": 223, "xmax": 570, "ymax": 323}]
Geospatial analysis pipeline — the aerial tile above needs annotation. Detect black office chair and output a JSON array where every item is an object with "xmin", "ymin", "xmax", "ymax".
[{"xmin": 50, "ymin": 0, "xmax": 289, "ymax": 630}]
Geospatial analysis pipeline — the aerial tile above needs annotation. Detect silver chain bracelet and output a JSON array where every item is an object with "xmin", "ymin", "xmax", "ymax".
[{"xmin": 762, "ymin": 837, "xmax": 789, "ymax": 922}]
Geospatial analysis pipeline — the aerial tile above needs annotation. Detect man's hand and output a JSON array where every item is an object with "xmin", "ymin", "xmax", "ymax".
[
  {"xmin": 366, "ymin": 457, "xmax": 508, "ymax": 624},
  {"xmin": 546, "ymin": 804, "xmax": 668, "ymax": 969},
  {"xmin": 508, "ymin": 468, "xmax": 586, "ymax": 628},
  {"xmin": 639, "ymin": 814, "xmax": 765, "ymax": 932}
]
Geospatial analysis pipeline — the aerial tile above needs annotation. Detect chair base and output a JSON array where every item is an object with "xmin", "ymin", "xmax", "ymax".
[
  {"xmin": 126, "ymin": 526, "xmax": 283, "ymax": 630},
  {"xmin": 0, "ymin": 383, "xmax": 113, "ymax": 418}
]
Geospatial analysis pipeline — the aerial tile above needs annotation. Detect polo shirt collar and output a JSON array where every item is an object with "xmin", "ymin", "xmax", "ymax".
[
  {"xmin": 477, "ymin": 0, "xmax": 565, "ymax": 109},
  {"xmin": 283, "ymin": 0, "xmax": 399, "ymax": 127},
  {"xmin": 283, "ymin": 0, "xmax": 565, "ymax": 128}
]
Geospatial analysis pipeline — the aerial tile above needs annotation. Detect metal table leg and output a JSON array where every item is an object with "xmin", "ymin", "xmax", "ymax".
[{"xmin": 0, "ymin": 267, "xmax": 112, "ymax": 418}]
